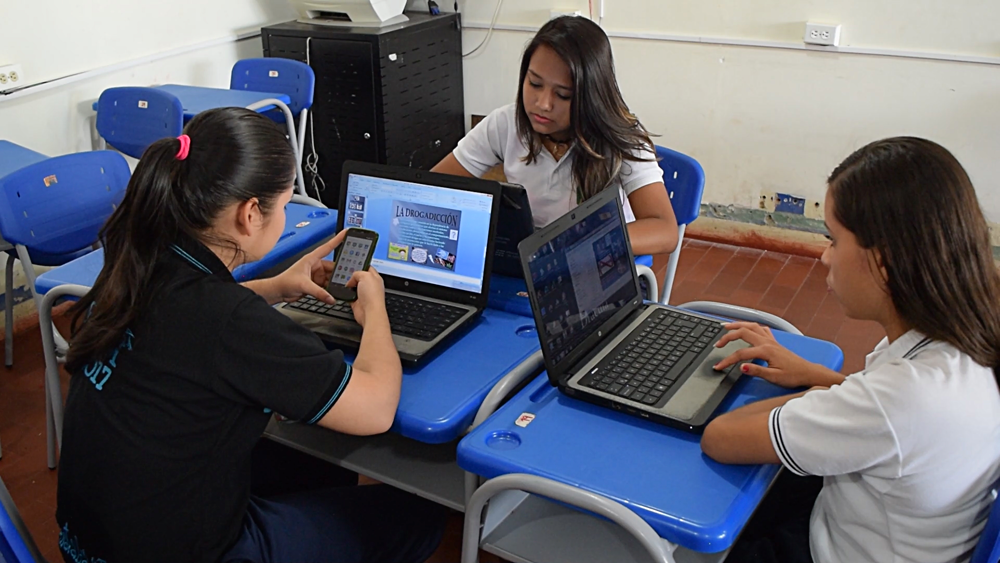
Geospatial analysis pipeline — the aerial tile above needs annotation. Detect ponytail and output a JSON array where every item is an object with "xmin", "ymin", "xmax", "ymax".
[{"xmin": 66, "ymin": 108, "xmax": 296, "ymax": 371}]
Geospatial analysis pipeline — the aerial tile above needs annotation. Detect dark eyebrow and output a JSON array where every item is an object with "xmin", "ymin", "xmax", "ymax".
[{"xmin": 526, "ymin": 69, "xmax": 572, "ymax": 92}]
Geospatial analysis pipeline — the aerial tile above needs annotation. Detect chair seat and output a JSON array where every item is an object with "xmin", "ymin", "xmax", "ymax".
[{"xmin": 6, "ymin": 246, "xmax": 92, "ymax": 267}]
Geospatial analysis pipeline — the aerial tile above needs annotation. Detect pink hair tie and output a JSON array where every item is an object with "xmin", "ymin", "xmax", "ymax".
[{"xmin": 175, "ymin": 134, "xmax": 191, "ymax": 161}]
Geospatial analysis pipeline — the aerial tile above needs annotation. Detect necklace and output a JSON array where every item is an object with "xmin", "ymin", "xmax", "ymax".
[{"xmin": 541, "ymin": 134, "xmax": 572, "ymax": 161}]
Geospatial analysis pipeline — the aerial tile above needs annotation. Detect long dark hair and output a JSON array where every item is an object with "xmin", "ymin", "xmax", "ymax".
[
  {"xmin": 828, "ymin": 137, "xmax": 1000, "ymax": 377},
  {"xmin": 515, "ymin": 16, "xmax": 655, "ymax": 203},
  {"xmin": 66, "ymin": 107, "xmax": 296, "ymax": 372}
]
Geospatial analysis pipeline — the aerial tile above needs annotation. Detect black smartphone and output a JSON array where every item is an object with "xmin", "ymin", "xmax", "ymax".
[{"xmin": 327, "ymin": 228, "xmax": 379, "ymax": 302}]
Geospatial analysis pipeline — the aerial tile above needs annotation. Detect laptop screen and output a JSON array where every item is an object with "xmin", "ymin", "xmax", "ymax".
[
  {"xmin": 343, "ymin": 173, "xmax": 495, "ymax": 294},
  {"xmin": 526, "ymin": 197, "xmax": 639, "ymax": 366}
]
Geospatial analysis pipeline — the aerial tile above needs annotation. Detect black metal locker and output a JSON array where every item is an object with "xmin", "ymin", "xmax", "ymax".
[{"xmin": 262, "ymin": 13, "xmax": 465, "ymax": 208}]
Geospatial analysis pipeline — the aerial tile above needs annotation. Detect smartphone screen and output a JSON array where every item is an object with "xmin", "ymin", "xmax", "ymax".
[{"xmin": 330, "ymin": 235, "xmax": 375, "ymax": 287}]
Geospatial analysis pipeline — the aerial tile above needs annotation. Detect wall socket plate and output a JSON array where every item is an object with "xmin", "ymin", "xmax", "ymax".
[
  {"xmin": 804, "ymin": 22, "xmax": 841, "ymax": 47},
  {"xmin": 761, "ymin": 192, "xmax": 824, "ymax": 219},
  {"xmin": 0, "ymin": 64, "xmax": 24, "ymax": 92}
]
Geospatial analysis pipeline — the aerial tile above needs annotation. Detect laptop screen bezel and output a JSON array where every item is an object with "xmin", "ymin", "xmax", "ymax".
[
  {"xmin": 492, "ymin": 182, "xmax": 534, "ymax": 278},
  {"xmin": 518, "ymin": 187, "xmax": 645, "ymax": 384},
  {"xmin": 337, "ymin": 161, "xmax": 502, "ymax": 308}
]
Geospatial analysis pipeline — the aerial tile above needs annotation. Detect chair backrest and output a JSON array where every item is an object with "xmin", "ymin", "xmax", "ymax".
[
  {"xmin": 655, "ymin": 145, "xmax": 705, "ymax": 227},
  {"xmin": 230, "ymin": 58, "xmax": 315, "ymax": 119},
  {"xmin": 0, "ymin": 476, "xmax": 43, "ymax": 563},
  {"xmin": 0, "ymin": 151, "xmax": 130, "ymax": 255},
  {"xmin": 971, "ymin": 488, "xmax": 1000, "ymax": 563},
  {"xmin": 96, "ymin": 87, "xmax": 184, "ymax": 159}
]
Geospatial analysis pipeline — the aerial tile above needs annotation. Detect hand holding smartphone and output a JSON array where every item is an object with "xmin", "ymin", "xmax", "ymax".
[{"xmin": 327, "ymin": 228, "xmax": 379, "ymax": 302}]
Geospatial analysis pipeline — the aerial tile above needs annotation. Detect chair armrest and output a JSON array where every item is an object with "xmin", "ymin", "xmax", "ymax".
[{"xmin": 677, "ymin": 301, "xmax": 802, "ymax": 335}]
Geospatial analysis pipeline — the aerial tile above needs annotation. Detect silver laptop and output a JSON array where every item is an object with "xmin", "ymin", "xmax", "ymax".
[
  {"xmin": 279, "ymin": 161, "xmax": 502, "ymax": 365},
  {"xmin": 519, "ymin": 187, "xmax": 751, "ymax": 432}
]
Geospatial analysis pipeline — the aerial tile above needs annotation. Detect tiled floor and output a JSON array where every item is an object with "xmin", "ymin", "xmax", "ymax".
[{"xmin": 0, "ymin": 239, "xmax": 884, "ymax": 562}]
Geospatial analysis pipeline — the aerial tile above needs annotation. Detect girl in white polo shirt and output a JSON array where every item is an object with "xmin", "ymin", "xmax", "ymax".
[
  {"xmin": 702, "ymin": 137, "xmax": 1000, "ymax": 563},
  {"xmin": 432, "ymin": 16, "xmax": 678, "ymax": 257}
]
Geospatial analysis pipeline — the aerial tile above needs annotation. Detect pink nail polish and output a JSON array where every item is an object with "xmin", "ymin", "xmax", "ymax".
[{"xmin": 741, "ymin": 364, "xmax": 749, "ymax": 373}]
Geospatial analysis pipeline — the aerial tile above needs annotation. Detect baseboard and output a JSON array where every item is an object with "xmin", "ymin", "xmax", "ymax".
[{"xmin": 686, "ymin": 217, "xmax": 828, "ymax": 258}]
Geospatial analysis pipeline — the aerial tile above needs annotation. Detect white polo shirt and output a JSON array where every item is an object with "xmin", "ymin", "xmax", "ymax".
[
  {"xmin": 453, "ymin": 104, "xmax": 664, "ymax": 228},
  {"xmin": 769, "ymin": 330, "xmax": 1000, "ymax": 563}
]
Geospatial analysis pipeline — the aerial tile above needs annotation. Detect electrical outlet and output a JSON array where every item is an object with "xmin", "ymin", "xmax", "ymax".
[
  {"xmin": 774, "ymin": 193, "xmax": 806, "ymax": 215},
  {"xmin": 549, "ymin": 9, "xmax": 582, "ymax": 20},
  {"xmin": 804, "ymin": 23, "xmax": 841, "ymax": 47},
  {"xmin": 0, "ymin": 64, "xmax": 24, "ymax": 92}
]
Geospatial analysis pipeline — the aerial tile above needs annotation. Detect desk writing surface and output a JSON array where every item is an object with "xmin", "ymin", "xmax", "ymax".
[
  {"xmin": 156, "ymin": 85, "xmax": 291, "ymax": 119},
  {"xmin": 457, "ymin": 330, "xmax": 843, "ymax": 552},
  {"xmin": 342, "ymin": 308, "xmax": 541, "ymax": 444},
  {"xmin": 0, "ymin": 141, "xmax": 48, "ymax": 179},
  {"xmin": 35, "ymin": 204, "xmax": 338, "ymax": 294}
]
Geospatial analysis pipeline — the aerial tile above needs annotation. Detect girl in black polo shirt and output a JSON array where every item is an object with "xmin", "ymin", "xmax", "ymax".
[{"xmin": 56, "ymin": 108, "xmax": 446, "ymax": 563}]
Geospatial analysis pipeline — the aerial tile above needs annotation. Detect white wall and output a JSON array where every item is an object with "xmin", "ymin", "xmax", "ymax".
[
  {"xmin": 0, "ymin": 0, "xmax": 295, "ymax": 87},
  {"xmin": 0, "ymin": 0, "xmax": 297, "ymax": 329},
  {"xmin": 455, "ymin": 0, "xmax": 1000, "ymax": 223}
]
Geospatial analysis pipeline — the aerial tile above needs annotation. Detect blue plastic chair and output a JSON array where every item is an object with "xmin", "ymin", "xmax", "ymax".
[
  {"xmin": 0, "ymin": 151, "xmax": 129, "ymax": 372},
  {"xmin": 653, "ymin": 145, "xmax": 706, "ymax": 304},
  {"xmin": 0, "ymin": 475, "xmax": 44, "ymax": 563},
  {"xmin": 231, "ymin": 58, "xmax": 316, "ymax": 199},
  {"xmin": 972, "ymin": 487, "xmax": 1000, "ymax": 563},
  {"xmin": 96, "ymin": 87, "xmax": 184, "ymax": 159}
]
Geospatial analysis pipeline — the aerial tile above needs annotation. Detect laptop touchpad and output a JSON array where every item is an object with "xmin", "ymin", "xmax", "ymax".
[{"xmin": 663, "ymin": 340, "xmax": 749, "ymax": 421}]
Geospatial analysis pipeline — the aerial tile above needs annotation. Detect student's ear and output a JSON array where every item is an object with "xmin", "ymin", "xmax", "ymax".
[
  {"xmin": 234, "ymin": 198, "xmax": 262, "ymax": 237},
  {"xmin": 869, "ymin": 248, "xmax": 890, "ymax": 290}
]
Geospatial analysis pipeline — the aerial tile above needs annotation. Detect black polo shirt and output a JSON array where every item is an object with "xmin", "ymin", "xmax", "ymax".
[{"xmin": 56, "ymin": 237, "xmax": 351, "ymax": 563}]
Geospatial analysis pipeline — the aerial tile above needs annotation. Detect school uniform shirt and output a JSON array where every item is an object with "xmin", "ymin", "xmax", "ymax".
[
  {"xmin": 453, "ymin": 103, "xmax": 664, "ymax": 228},
  {"xmin": 56, "ymin": 237, "xmax": 352, "ymax": 563},
  {"xmin": 769, "ymin": 330, "xmax": 1000, "ymax": 563}
]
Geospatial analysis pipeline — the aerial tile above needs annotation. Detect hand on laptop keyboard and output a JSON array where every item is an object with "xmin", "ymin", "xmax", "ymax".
[
  {"xmin": 345, "ymin": 268, "xmax": 386, "ymax": 328},
  {"xmin": 712, "ymin": 322, "xmax": 843, "ymax": 389}
]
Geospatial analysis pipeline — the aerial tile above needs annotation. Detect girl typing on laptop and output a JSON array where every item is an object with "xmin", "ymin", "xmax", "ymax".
[
  {"xmin": 701, "ymin": 137, "xmax": 1000, "ymax": 563},
  {"xmin": 431, "ymin": 16, "xmax": 678, "ymax": 257},
  {"xmin": 56, "ymin": 108, "xmax": 445, "ymax": 563}
]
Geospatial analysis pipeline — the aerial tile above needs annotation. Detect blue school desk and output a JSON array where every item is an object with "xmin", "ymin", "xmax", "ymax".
[
  {"xmin": 0, "ymin": 141, "xmax": 50, "ymax": 253},
  {"xmin": 90, "ymin": 85, "xmax": 291, "ymax": 122},
  {"xmin": 263, "ymin": 310, "xmax": 544, "ymax": 510},
  {"xmin": 458, "ymin": 330, "xmax": 843, "ymax": 562},
  {"xmin": 34, "ymin": 204, "xmax": 338, "ymax": 295},
  {"xmin": 0, "ymin": 141, "xmax": 48, "ymax": 179}
]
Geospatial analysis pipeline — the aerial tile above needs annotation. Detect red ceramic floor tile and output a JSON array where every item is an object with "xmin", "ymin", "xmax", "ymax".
[
  {"xmin": 737, "ymin": 252, "xmax": 788, "ymax": 295},
  {"xmin": 683, "ymin": 244, "xmax": 739, "ymax": 286},
  {"xmin": 703, "ymin": 249, "xmax": 762, "ymax": 299}
]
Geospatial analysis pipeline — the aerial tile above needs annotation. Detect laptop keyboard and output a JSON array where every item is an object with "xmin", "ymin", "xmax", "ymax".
[
  {"xmin": 578, "ymin": 309, "xmax": 722, "ymax": 408},
  {"xmin": 286, "ymin": 294, "xmax": 467, "ymax": 341}
]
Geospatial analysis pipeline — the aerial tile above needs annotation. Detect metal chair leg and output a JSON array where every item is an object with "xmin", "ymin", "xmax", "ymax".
[
  {"xmin": 39, "ymin": 285, "xmax": 89, "ymax": 469},
  {"xmin": 5, "ymin": 253, "xmax": 14, "ymax": 367}
]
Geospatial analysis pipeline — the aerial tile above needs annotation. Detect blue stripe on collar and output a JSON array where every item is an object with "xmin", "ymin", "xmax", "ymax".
[{"xmin": 169, "ymin": 244, "xmax": 213, "ymax": 275}]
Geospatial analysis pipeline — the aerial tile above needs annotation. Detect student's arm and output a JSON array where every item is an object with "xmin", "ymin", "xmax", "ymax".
[
  {"xmin": 315, "ymin": 268, "xmax": 402, "ymax": 435},
  {"xmin": 431, "ymin": 153, "xmax": 476, "ymax": 178},
  {"xmin": 700, "ymin": 390, "xmax": 812, "ymax": 464},
  {"xmin": 713, "ymin": 322, "xmax": 846, "ymax": 388},
  {"xmin": 626, "ymin": 182, "xmax": 679, "ymax": 256},
  {"xmin": 242, "ymin": 231, "xmax": 346, "ymax": 306}
]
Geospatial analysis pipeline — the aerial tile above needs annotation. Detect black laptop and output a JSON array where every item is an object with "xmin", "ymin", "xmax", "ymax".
[
  {"xmin": 492, "ymin": 182, "xmax": 534, "ymax": 279},
  {"xmin": 279, "ymin": 161, "xmax": 502, "ymax": 365},
  {"xmin": 519, "ymin": 187, "xmax": 751, "ymax": 432}
]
